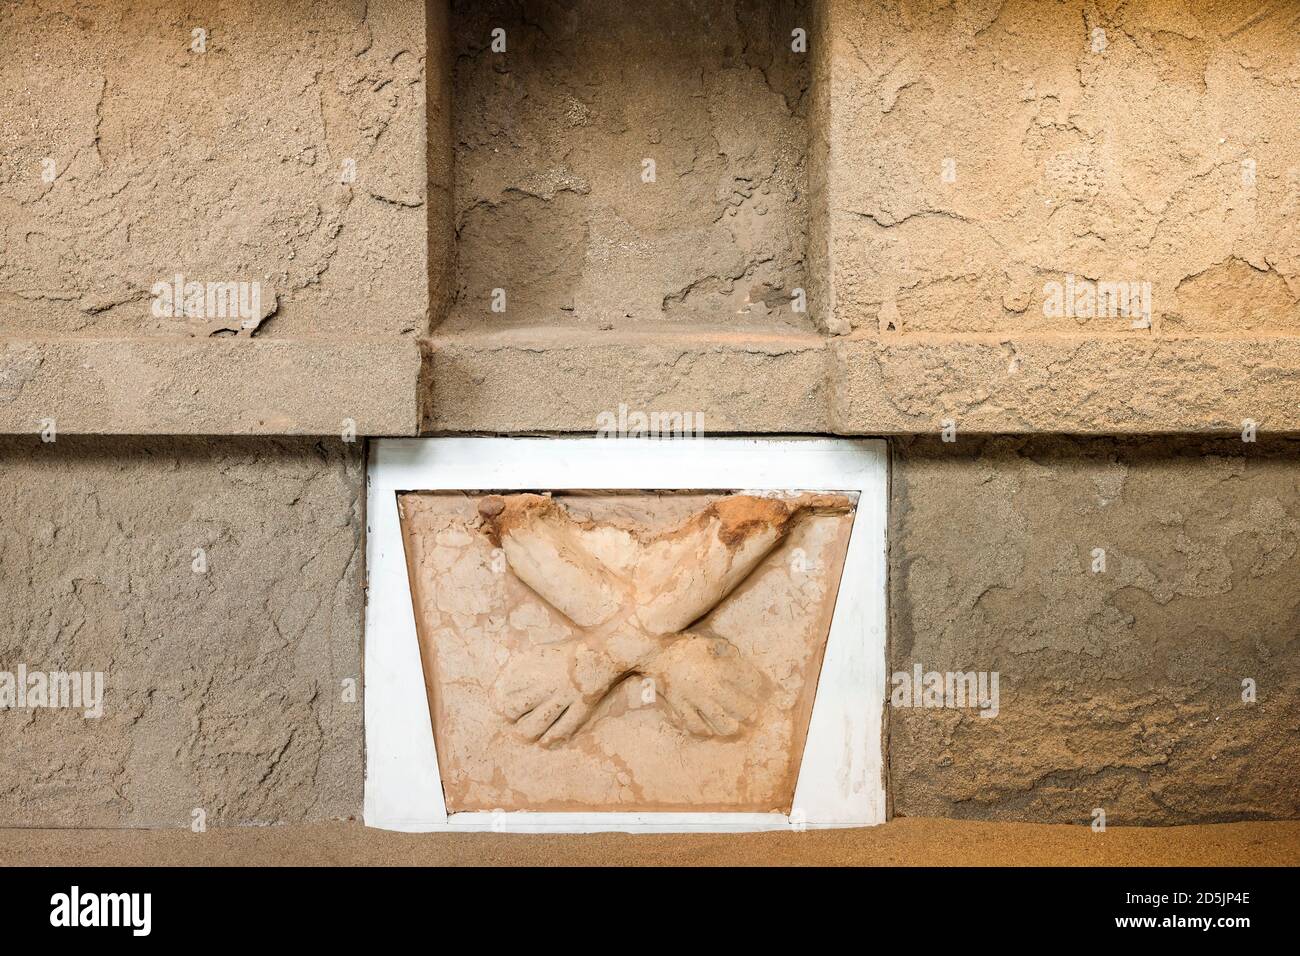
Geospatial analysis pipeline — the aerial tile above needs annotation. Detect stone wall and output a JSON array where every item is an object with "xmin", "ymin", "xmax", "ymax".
[
  {"xmin": 0, "ymin": 0, "xmax": 1297, "ymax": 828},
  {"xmin": 5, "ymin": 0, "xmax": 1298, "ymax": 436},
  {"xmin": 447, "ymin": 0, "xmax": 810, "ymax": 330},
  {"xmin": 1, "ymin": 0, "xmax": 428, "ymax": 339},
  {"xmin": 0, "ymin": 437, "xmax": 363, "ymax": 826},
  {"xmin": 890, "ymin": 436, "xmax": 1300, "ymax": 824},
  {"xmin": 814, "ymin": 0, "xmax": 1300, "ymax": 337},
  {"xmin": 0, "ymin": 0, "xmax": 433, "ymax": 435}
]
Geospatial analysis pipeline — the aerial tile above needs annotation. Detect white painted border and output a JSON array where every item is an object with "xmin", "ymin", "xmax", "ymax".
[{"xmin": 364, "ymin": 437, "xmax": 888, "ymax": 832}]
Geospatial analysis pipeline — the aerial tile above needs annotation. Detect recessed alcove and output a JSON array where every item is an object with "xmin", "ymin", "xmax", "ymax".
[{"xmin": 442, "ymin": 0, "xmax": 812, "ymax": 334}]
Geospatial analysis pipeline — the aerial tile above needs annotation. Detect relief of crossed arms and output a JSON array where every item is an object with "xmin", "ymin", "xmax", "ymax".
[{"xmin": 477, "ymin": 492, "xmax": 851, "ymax": 747}]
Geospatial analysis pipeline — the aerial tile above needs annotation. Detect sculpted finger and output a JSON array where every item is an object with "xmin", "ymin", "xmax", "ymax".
[
  {"xmin": 499, "ymin": 684, "xmax": 548, "ymax": 721},
  {"xmin": 514, "ymin": 698, "xmax": 570, "ymax": 743},
  {"xmin": 697, "ymin": 700, "xmax": 741, "ymax": 737},
  {"xmin": 721, "ymin": 659, "xmax": 766, "ymax": 698},
  {"xmin": 538, "ymin": 699, "xmax": 592, "ymax": 747},
  {"xmin": 711, "ymin": 680, "xmax": 759, "ymax": 721},
  {"xmin": 678, "ymin": 700, "xmax": 716, "ymax": 737}
]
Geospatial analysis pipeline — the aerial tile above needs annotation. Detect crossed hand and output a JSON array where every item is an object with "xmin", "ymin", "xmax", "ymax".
[{"xmin": 477, "ymin": 491, "xmax": 850, "ymax": 747}]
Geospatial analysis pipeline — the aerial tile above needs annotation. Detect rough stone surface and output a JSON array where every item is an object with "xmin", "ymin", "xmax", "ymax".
[
  {"xmin": 427, "ymin": 0, "xmax": 456, "ymax": 330},
  {"xmin": 7, "ymin": 818, "xmax": 1299, "ymax": 867},
  {"xmin": 814, "ymin": 0, "xmax": 1300, "ymax": 337},
  {"xmin": 1, "ymin": 0, "xmax": 1298, "ymax": 833},
  {"xmin": 830, "ymin": 334, "xmax": 1300, "ymax": 434},
  {"xmin": 7, "ymin": 328, "xmax": 1299, "ymax": 438},
  {"xmin": 0, "ymin": 437, "xmax": 364, "ymax": 826},
  {"xmin": 422, "ymin": 327, "xmax": 1300, "ymax": 435},
  {"xmin": 0, "ymin": 0, "xmax": 427, "ymax": 339},
  {"xmin": 399, "ymin": 491, "xmax": 852, "ymax": 811},
  {"xmin": 0, "ymin": 339, "xmax": 421, "ymax": 436},
  {"xmin": 889, "ymin": 436, "xmax": 1300, "ymax": 824},
  {"xmin": 446, "ymin": 0, "xmax": 811, "ymax": 330},
  {"xmin": 422, "ymin": 326, "xmax": 831, "ymax": 434}
]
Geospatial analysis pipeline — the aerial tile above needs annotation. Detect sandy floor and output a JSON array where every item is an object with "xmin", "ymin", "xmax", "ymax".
[{"xmin": 1, "ymin": 818, "xmax": 1296, "ymax": 866}]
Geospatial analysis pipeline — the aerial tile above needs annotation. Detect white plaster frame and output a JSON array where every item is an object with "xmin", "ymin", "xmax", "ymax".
[{"xmin": 364, "ymin": 437, "xmax": 888, "ymax": 832}]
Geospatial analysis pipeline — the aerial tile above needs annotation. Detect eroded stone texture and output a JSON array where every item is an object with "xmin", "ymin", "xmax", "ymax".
[
  {"xmin": 447, "ymin": 0, "xmax": 811, "ymax": 330},
  {"xmin": 0, "ymin": 437, "xmax": 364, "ymax": 826},
  {"xmin": 399, "ymin": 491, "xmax": 855, "ymax": 811},
  {"xmin": 814, "ymin": 0, "xmax": 1300, "ymax": 336},
  {"xmin": 0, "ymin": 338, "xmax": 421, "ymax": 436},
  {"xmin": 0, "ymin": 0, "xmax": 427, "ymax": 338},
  {"xmin": 422, "ymin": 326, "xmax": 832, "ymax": 434},
  {"xmin": 422, "ymin": 326, "xmax": 1300, "ymax": 435},
  {"xmin": 890, "ymin": 436, "xmax": 1300, "ymax": 824}
]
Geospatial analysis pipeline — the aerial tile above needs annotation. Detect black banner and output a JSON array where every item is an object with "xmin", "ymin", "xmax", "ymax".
[{"xmin": 0, "ymin": 866, "xmax": 1283, "ymax": 941}]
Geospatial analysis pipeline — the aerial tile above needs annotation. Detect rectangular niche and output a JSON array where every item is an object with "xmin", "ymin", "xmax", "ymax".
[
  {"xmin": 445, "ymin": 0, "xmax": 812, "ymax": 332},
  {"xmin": 364, "ymin": 437, "xmax": 887, "ymax": 832}
]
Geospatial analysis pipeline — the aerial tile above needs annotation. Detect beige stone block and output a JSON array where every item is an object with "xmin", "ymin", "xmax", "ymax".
[
  {"xmin": 889, "ymin": 435, "xmax": 1300, "ymax": 824},
  {"xmin": 422, "ymin": 327, "xmax": 1300, "ymax": 436},
  {"xmin": 811, "ymin": 0, "xmax": 1300, "ymax": 337},
  {"xmin": 422, "ymin": 325, "xmax": 832, "ymax": 434},
  {"xmin": 0, "ymin": 436, "xmax": 364, "ymax": 826},
  {"xmin": 0, "ymin": 338, "xmax": 421, "ymax": 435},
  {"xmin": 830, "ymin": 335, "xmax": 1300, "ymax": 434},
  {"xmin": 398, "ymin": 490, "xmax": 855, "ymax": 812},
  {"xmin": 0, "ymin": 0, "xmax": 430, "ymax": 340}
]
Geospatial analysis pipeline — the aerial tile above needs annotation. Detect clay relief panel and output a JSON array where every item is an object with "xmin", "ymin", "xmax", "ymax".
[{"xmin": 398, "ymin": 490, "xmax": 856, "ymax": 812}]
